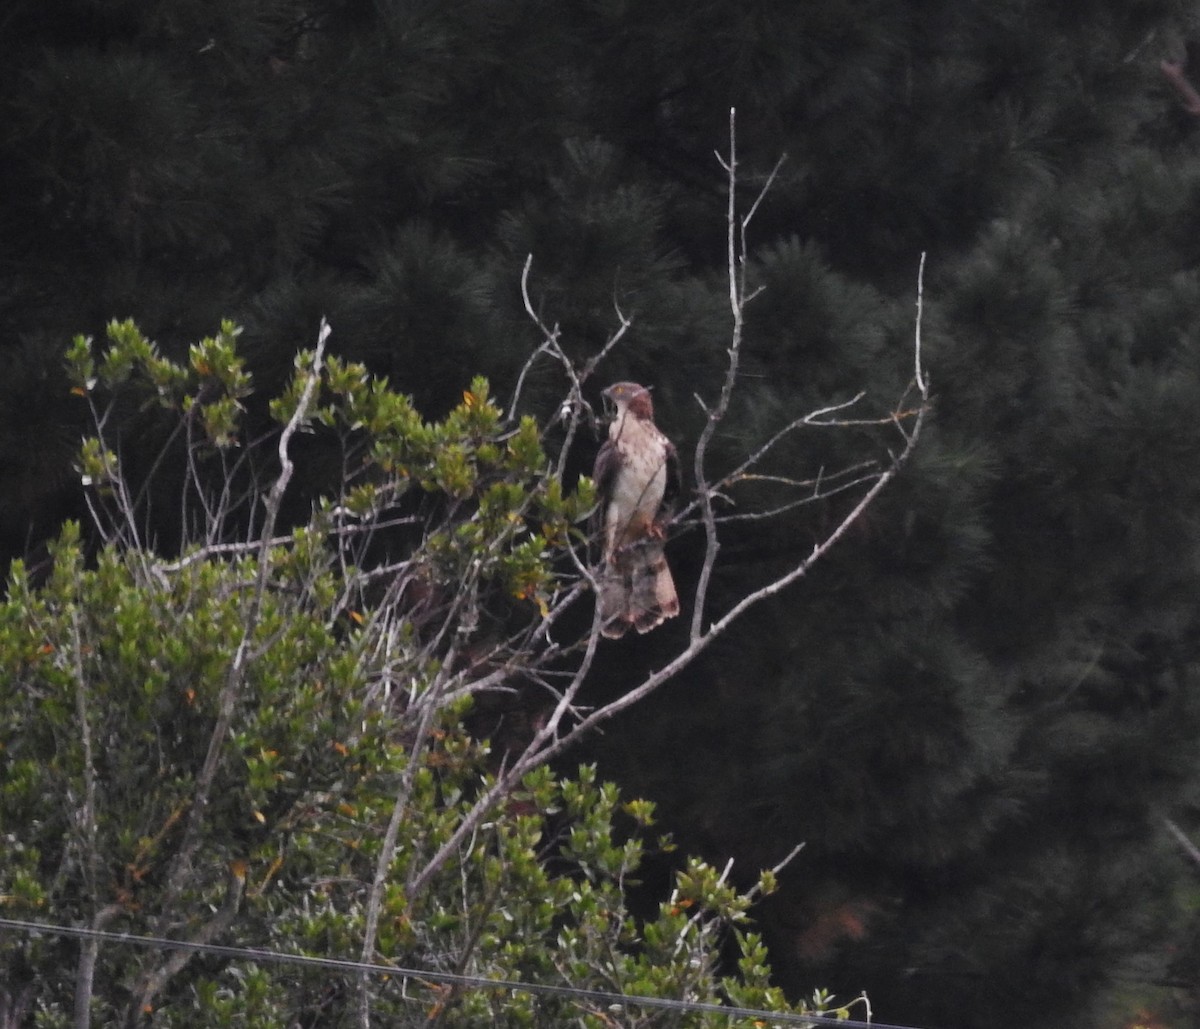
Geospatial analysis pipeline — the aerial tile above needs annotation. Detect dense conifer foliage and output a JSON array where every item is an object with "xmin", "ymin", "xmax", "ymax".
[{"xmin": 5, "ymin": 1, "xmax": 1200, "ymax": 1026}]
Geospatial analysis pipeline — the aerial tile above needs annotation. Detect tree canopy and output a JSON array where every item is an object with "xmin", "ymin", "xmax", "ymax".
[{"xmin": 2, "ymin": 315, "xmax": 897, "ymax": 1026}]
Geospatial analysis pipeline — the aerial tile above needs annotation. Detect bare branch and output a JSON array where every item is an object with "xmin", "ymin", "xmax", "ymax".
[
  {"xmin": 1164, "ymin": 817, "xmax": 1200, "ymax": 868},
  {"xmin": 67, "ymin": 601, "xmax": 114, "ymax": 1029},
  {"xmin": 1162, "ymin": 57, "xmax": 1200, "ymax": 116},
  {"xmin": 915, "ymin": 251, "xmax": 928, "ymax": 395},
  {"xmin": 690, "ymin": 107, "xmax": 746, "ymax": 641},
  {"xmin": 743, "ymin": 153, "xmax": 788, "ymax": 233},
  {"xmin": 674, "ymin": 392, "xmax": 873, "ymax": 527},
  {"xmin": 515, "ymin": 254, "xmax": 632, "ymax": 484},
  {"xmin": 705, "ymin": 468, "xmax": 884, "ymax": 525},
  {"xmin": 400, "ymin": 123, "xmax": 932, "ymax": 912}
]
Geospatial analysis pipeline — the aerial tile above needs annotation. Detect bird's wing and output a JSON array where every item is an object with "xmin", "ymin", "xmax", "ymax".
[
  {"xmin": 593, "ymin": 438, "xmax": 620, "ymax": 500},
  {"xmin": 591, "ymin": 438, "xmax": 620, "ymax": 557}
]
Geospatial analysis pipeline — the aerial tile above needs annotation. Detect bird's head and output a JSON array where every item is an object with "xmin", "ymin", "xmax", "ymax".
[{"xmin": 602, "ymin": 382, "xmax": 654, "ymax": 421}]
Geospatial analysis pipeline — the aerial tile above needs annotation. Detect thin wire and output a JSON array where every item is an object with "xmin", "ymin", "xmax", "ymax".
[{"xmin": 0, "ymin": 916, "xmax": 924, "ymax": 1029}]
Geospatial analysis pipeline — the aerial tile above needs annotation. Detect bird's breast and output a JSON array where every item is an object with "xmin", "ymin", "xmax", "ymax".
[{"xmin": 612, "ymin": 437, "xmax": 668, "ymax": 516}]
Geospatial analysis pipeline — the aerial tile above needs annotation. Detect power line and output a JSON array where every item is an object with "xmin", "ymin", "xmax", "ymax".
[{"xmin": 0, "ymin": 916, "xmax": 924, "ymax": 1029}]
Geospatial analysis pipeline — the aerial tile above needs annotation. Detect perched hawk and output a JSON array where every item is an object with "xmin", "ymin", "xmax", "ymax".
[{"xmin": 593, "ymin": 382, "xmax": 680, "ymax": 638}]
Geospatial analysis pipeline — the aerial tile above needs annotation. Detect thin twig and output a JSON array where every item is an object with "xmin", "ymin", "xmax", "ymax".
[
  {"xmin": 1164, "ymin": 817, "xmax": 1200, "ymax": 867},
  {"xmin": 915, "ymin": 251, "xmax": 928, "ymax": 395}
]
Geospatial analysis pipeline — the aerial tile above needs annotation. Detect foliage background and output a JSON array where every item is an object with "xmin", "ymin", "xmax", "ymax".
[{"xmin": 5, "ymin": 1, "xmax": 1200, "ymax": 1026}]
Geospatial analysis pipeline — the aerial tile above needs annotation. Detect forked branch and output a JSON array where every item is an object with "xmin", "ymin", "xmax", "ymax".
[{"xmin": 399, "ymin": 112, "xmax": 930, "ymax": 920}]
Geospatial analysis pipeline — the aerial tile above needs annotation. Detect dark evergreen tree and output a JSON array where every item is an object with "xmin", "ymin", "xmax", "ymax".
[
  {"xmin": 5, "ymin": 0, "xmax": 1200, "ymax": 1025},
  {"xmin": 582, "ymin": 7, "xmax": 1200, "ymax": 1028}
]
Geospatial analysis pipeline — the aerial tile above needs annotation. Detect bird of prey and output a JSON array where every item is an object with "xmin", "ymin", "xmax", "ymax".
[{"xmin": 592, "ymin": 382, "xmax": 680, "ymax": 638}]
